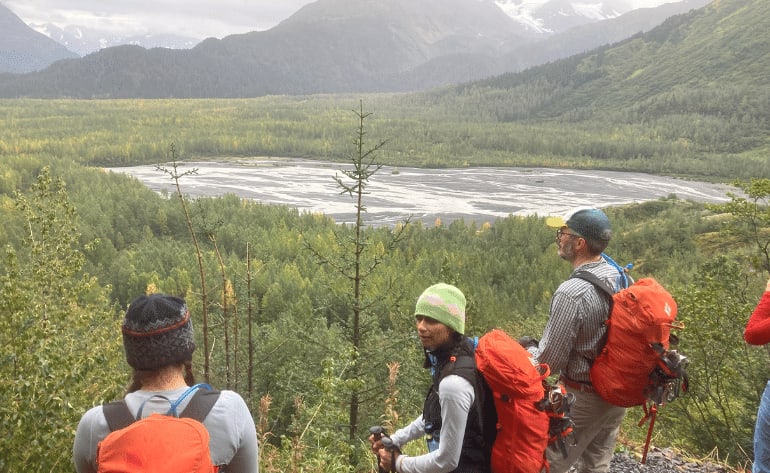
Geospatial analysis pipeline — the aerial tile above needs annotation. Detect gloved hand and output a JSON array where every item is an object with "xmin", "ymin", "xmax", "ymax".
[{"xmin": 518, "ymin": 336, "xmax": 539, "ymax": 349}]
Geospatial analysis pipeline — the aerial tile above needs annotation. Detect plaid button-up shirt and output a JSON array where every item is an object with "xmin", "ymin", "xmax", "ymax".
[{"xmin": 532, "ymin": 260, "xmax": 619, "ymax": 384}]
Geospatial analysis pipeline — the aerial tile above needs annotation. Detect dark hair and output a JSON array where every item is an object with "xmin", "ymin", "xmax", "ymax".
[
  {"xmin": 423, "ymin": 332, "xmax": 473, "ymax": 369},
  {"xmin": 451, "ymin": 332, "xmax": 475, "ymax": 358},
  {"xmin": 126, "ymin": 360, "xmax": 195, "ymax": 393}
]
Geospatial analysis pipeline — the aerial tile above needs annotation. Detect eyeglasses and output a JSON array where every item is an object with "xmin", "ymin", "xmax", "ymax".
[{"xmin": 556, "ymin": 228, "xmax": 582, "ymax": 240}]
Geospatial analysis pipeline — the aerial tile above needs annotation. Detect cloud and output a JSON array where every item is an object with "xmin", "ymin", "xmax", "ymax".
[
  {"xmin": 626, "ymin": 0, "xmax": 677, "ymax": 7},
  {"xmin": 4, "ymin": 0, "xmax": 689, "ymax": 40},
  {"xmin": 4, "ymin": 0, "xmax": 315, "ymax": 39}
]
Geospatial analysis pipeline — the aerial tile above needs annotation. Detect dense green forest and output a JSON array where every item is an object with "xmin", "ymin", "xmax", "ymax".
[
  {"xmin": 2, "ymin": 1, "xmax": 770, "ymax": 468},
  {"xmin": 0, "ymin": 90, "xmax": 768, "ymax": 186},
  {"xmin": 1, "ymin": 100, "xmax": 769, "ymax": 471}
]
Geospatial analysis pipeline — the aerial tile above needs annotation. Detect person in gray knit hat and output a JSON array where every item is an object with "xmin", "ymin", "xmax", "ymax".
[
  {"xmin": 121, "ymin": 294, "xmax": 196, "ymax": 379},
  {"xmin": 73, "ymin": 293, "xmax": 259, "ymax": 473}
]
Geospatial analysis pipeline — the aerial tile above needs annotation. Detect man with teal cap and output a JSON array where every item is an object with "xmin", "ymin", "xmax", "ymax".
[
  {"xmin": 370, "ymin": 283, "xmax": 490, "ymax": 473},
  {"xmin": 523, "ymin": 207, "xmax": 626, "ymax": 473}
]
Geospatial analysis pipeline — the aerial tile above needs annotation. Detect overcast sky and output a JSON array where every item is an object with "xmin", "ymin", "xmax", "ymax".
[
  {"xmin": 4, "ymin": 0, "xmax": 315, "ymax": 39},
  {"xmin": 5, "ymin": 0, "xmax": 686, "ymax": 40}
]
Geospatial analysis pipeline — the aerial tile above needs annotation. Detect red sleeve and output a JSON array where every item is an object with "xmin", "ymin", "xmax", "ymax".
[{"xmin": 745, "ymin": 291, "xmax": 770, "ymax": 346}]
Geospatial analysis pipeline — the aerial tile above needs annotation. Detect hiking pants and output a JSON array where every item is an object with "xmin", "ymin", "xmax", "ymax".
[
  {"xmin": 545, "ymin": 389, "xmax": 626, "ymax": 473},
  {"xmin": 754, "ymin": 381, "xmax": 770, "ymax": 473}
]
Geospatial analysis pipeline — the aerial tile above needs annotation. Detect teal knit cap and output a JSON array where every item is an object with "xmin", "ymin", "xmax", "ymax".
[{"xmin": 414, "ymin": 283, "xmax": 466, "ymax": 334}]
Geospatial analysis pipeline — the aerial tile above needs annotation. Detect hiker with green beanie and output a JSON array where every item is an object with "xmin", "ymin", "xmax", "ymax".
[{"xmin": 369, "ymin": 283, "xmax": 490, "ymax": 473}]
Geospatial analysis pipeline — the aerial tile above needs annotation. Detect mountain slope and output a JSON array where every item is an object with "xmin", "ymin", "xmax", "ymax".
[
  {"xmin": 471, "ymin": 0, "xmax": 768, "ymax": 114},
  {"xmin": 0, "ymin": 0, "xmax": 714, "ymax": 98},
  {"xmin": 506, "ymin": 0, "xmax": 633, "ymax": 33},
  {"xmin": 446, "ymin": 0, "xmax": 768, "ymax": 158},
  {"xmin": 0, "ymin": 4, "xmax": 78, "ymax": 73},
  {"xmin": 497, "ymin": 0, "xmax": 711, "ymax": 73}
]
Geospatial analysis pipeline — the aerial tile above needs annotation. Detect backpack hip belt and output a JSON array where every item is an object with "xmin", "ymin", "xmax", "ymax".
[{"xmin": 560, "ymin": 377, "xmax": 594, "ymax": 394}]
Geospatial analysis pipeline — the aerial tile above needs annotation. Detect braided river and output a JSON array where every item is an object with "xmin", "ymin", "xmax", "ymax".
[{"xmin": 110, "ymin": 158, "xmax": 736, "ymax": 227}]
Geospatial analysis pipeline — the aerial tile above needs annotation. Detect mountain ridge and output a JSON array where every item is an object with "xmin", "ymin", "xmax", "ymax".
[
  {"xmin": 17, "ymin": 0, "xmax": 683, "ymax": 55},
  {"xmin": 0, "ymin": 0, "xmax": 711, "ymax": 96}
]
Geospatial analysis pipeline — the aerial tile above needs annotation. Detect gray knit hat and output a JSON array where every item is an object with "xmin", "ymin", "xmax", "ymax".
[{"xmin": 122, "ymin": 294, "xmax": 196, "ymax": 371}]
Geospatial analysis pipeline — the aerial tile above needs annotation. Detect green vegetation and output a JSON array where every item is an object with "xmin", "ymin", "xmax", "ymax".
[
  {"xmin": 300, "ymin": 101, "xmax": 411, "ymax": 461},
  {"xmin": 0, "ymin": 100, "xmax": 768, "ymax": 471},
  {"xmin": 1, "ymin": 0, "xmax": 769, "ymax": 466},
  {"xmin": 0, "ymin": 168, "xmax": 124, "ymax": 471},
  {"xmin": 0, "ymin": 90, "xmax": 767, "ymax": 183}
]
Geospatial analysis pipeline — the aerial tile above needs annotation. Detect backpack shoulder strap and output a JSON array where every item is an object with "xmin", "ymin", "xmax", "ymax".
[
  {"xmin": 181, "ymin": 388, "xmax": 221, "ymax": 422},
  {"xmin": 102, "ymin": 400, "xmax": 136, "ymax": 432},
  {"xmin": 600, "ymin": 253, "xmax": 633, "ymax": 289},
  {"xmin": 440, "ymin": 353, "xmax": 490, "ymax": 456},
  {"xmin": 438, "ymin": 354, "xmax": 477, "ymax": 386},
  {"xmin": 572, "ymin": 270, "xmax": 615, "ymax": 298},
  {"xmin": 102, "ymin": 387, "xmax": 221, "ymax": 431},
  {"xmin": 449, "ymin": 354, "xmax": 476, "ymax": 373}
]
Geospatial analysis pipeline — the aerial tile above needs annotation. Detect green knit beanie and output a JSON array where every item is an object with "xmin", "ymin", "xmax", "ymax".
[{"xmin": 414, "ymin": 283, "xmax": 466, "ymax": 334}]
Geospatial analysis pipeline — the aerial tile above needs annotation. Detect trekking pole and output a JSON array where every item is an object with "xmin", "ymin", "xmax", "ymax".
[
  {"xmin": 369, "ymin": 426, "xmax": 387, "ymax": 473},
  {"xmin": 381, "ymin": 436, "xmax": 400, "ymax": 473}
]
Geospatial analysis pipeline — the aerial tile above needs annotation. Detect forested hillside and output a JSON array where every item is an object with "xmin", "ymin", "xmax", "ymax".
[
  {"xmin": 469, "ymin": 0, "xmax": 769, "ymax": 119},
  {"xmin": 1, "ymin": 104, "xmax": 769, "ymax": 471},
  {"xmin": 430, "ymin": 0, "xmax": 770, "ymax": 177},
  {"xmin": 1, "ymin": 0, "xmax": 769, "ymax": 471}
]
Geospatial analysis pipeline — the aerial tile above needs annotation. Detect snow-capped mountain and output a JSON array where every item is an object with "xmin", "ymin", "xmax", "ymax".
[
  {"xmin": 29, "ymin": 22, "xmax": 199, "ymax": 57},
  {"xmin": 25, "ymin": 0, "xmax": 687, "ymax": 56},
  {"xmin": 496, "ymin": 0, "xmax": 637, "ymax": 34}
]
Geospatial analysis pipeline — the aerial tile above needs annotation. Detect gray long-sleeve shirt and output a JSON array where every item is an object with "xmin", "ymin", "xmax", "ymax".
[
  {"xmin": 391, "ymin": 374, "xmax": 474, "ymax": 473},
  {"xmin": 73, "ymin": 387, "xmax": 259, "ymax": 472}
]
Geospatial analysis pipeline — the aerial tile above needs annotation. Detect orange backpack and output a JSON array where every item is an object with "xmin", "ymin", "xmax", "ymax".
[
  {"xmin": 573, "ymin": 273, "xmax": 689, "ymax": 462},
  {"xmin": 474, "ymin": 329, "xmax": 554, "ymax": 473},
  {"xmin": 97, "ymin": 384, "xmax": 220, "ymax": 473}
]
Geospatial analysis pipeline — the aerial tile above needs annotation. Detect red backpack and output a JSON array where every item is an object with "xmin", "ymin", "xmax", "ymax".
[
  {"xmin": 97, "ymin": 384, "xmax": 221, "ymax": 473},
  {"xmin": 475, "ymin": 329, "xmax": 568, "ymax": 473},
  {"xmin": 573, "ymin": 272, "xmax": 689, "ymax": 462}
]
